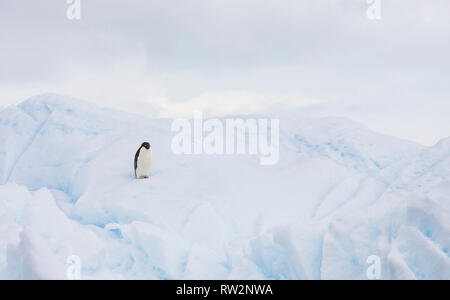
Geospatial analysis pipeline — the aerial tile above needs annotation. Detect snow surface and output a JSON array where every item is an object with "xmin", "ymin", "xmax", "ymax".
[{"xmin": 0, "ymin": 94, "xmax": 449, "ymax": 279}]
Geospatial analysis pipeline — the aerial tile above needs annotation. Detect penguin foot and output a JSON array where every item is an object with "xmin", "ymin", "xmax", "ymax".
[{"xmin": 138, "ymin": 176, "xmax": 150, "ymax": 179}]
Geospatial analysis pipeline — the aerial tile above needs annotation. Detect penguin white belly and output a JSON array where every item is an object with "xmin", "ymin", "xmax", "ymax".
[{"xmin": 136, "ymin": 148, "xmax": 152, "ymax": 178}]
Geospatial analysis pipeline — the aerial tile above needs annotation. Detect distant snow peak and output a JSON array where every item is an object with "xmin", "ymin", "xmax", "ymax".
[{"xmin": 171, "ymin": 111, "xmax": 280, "ymax": 165}]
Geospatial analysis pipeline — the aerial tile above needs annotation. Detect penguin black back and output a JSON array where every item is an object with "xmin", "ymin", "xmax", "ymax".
[{"xmin": 134, "ymin": 148, "xmax": 140, "ymax": 177}]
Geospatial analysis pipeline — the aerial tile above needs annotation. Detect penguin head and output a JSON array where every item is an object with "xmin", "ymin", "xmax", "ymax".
[{"xmin": 141, "ymin": 142, "xmax": 151, "ymax": 150}]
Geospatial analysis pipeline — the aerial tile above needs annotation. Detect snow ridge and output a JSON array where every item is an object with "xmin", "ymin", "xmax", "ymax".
[{"xmin": 0, "ymin": 94, "xmax": 448, "ymax": 279}]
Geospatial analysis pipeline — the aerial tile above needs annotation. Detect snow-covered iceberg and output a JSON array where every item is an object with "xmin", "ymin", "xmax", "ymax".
[{"xmin": 0, "ymin": 94, "xmax": 448, "ymax": 279}]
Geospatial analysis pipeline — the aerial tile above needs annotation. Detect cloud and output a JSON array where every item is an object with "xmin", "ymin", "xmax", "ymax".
[
  {"xmin": 0, "ymin": 0, "xmax": 449, "ymax": 145},
  {"xmin": 156, "ymin": 90, "xmax": 323, "ymax": 118}
]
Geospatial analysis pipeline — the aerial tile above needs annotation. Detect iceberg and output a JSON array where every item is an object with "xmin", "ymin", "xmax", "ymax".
[{"xmin": 0, "ymin": 93, "xmax": 448, "ymax": 279}]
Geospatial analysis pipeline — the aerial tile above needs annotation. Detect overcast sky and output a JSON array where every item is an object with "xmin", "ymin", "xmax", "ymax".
[{"xmin": 0, "ymin": 0, "xmax": 449, "ymax": 145}]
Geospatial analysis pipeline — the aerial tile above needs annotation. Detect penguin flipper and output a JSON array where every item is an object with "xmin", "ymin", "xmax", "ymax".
[{"xmin": 134, "ymin": 148, "xmax": 140, "ymax": 177}]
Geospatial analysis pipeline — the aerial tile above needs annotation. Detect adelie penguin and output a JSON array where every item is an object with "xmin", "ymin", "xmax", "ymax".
[{"xmin": 134, "ymin": 142, "xmax": 152, "ymax": 179}]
